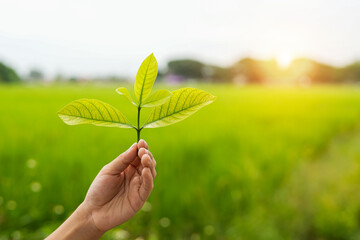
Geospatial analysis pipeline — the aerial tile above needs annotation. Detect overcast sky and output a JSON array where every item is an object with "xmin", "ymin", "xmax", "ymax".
[{"xmin": 0, "ymin": 0, "xmax": 359, "ymax": 78}]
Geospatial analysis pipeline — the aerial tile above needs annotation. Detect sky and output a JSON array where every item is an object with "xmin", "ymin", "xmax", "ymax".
[{"xmin": 0, "ymin": 0, "xmax": 359, "ymax": 78}]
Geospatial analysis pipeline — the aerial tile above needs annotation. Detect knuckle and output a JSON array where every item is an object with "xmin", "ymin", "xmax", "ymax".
[
  {"xmin": 142, "ymin": 153, "xmax": 149, "ymax": 161},
  {"xmin": 147, "ymin": 156, "xmax": 152, "ymax": 163},
  {"xmin": 139, "ymin": 148, "xmax": 146, "ymax": 156},
  {"xmin": 146, "ymin": 149, "xmax": 152, "ymax": 156}
]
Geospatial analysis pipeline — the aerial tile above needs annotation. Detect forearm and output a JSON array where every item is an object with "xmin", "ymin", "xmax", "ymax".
[{"xmin": 46, "ymin": 203, "xmax": 104, "ymax": 240}]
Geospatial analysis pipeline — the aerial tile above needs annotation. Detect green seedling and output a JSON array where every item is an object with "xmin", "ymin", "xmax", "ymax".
[{"xmin": 58, "ymin": 53, "xmax": 216, "ymax": 141}]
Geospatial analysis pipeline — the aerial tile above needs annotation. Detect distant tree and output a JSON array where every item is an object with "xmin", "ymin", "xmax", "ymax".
[
  {"xmin": 231, "ymin": 58, "xmax": 270, "ymax": 84},
  {"xmin": 156, "ymin": 70, "xmax": 165, "ymax": 82},
  {"xmin": 204, "ymin": 65, "xmax": 232, "ymax": 83},
  {"xmin": 28, "ymin": 69, "xmax": 44, "ymax": 81},
  {"xmin": 167, "ymin": 59, "xmax": 204, "ymax": 80},
  {"xmin": 343, "ymin": 62, "xmax": 360, "ymax": 82},
  {"xmin": 309, "ymin": 63, "xmax": 340, "ymax": 83},
  {"xmin": 69, "ymin": 77, "xmax": 78, "ymax": 83},
  {"xmin": 167, "ymin": 59, "xmax": 232, "ymax": 82},
  {"xmin": 289, "ymin": 58, "xmax": 341, "ymax": 83},
  {"xmin": 0, "ymin": 62, "xmax": 21, "ymax": 83}
]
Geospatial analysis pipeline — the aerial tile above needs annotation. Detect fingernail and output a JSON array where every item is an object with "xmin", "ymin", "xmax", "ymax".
[{"xmin": 130, "ymin": 143, "xmax": 136, "ymax": 149}]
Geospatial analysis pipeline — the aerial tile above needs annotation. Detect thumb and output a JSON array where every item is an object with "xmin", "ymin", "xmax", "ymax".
[{"xmin": 106, "ymin": 143, "xmax": 138, "ymax": 174}]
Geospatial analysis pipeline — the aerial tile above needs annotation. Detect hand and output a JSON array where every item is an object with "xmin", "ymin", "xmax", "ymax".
[
  {"xmin": 83, "ymin": 139, "xmax": 157, "ymax": 233},
  {"xmin": 46, "ymin": 140, "xmax": 156, "ymax": 240}
]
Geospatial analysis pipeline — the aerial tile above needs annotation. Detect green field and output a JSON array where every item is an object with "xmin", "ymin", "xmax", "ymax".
[{"xmin": 1, "ymin": 84, "xmax": 360, "ymax": 240}]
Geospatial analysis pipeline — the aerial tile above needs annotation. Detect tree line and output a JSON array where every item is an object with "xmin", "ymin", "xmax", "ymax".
[
  {"xmin": 1, "ymin": 58, "xmax": 360, "ymax": 84},
  {"xmin": 166, "ymin": 58, "xmax": 360, "ymax": 85}
]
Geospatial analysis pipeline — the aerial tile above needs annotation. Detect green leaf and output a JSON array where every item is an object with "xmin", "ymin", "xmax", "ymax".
[
  {"xmin": 143, "ymin": 87, "xmax": 216, "ymax": 128},
  {"xmin": 134, "ymin": 53, "xmax": 158, "ymax": 105},
  {"xmin": 58, "ymin": 99, "xmax": 134, "ymax": 128},
  {"xmin": 141, "ymin": 89, "xmax": 172, "ymax": 108},
  {"xmin": 116, "ymin": 87, "xmax": 137, "ymax": 106}
]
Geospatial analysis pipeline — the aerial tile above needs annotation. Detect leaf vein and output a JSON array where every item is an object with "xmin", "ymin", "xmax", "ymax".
[
  {"xmin": 75, "ymin": 101, "xmax": 93, "ymax": 119},
  {"xmin": 139, "ymin": 57, "xmax": 152, "ymax": 105},
  {"xmin": 96, "ymin": 100, "xmax": 114, "ymax": 122},
  {"xmin": 146, "ymin": 98, "xmax": 213, "ymax": 126},
  {"xmin": 85, "ymin": 99, "xmax": 105, "ymax": 121},
  {"xmin": 59, "ymin": 113, "xmax": 132, "ymax": 127},
  {"xmin": 68, "ymin": 104, "xmax": 82, "ymax": 117}
]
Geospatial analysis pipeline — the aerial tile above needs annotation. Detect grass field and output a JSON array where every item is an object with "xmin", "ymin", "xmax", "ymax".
[{"xmin": 1, "ymin": 84, "xmax": 360, "ymax": 240}]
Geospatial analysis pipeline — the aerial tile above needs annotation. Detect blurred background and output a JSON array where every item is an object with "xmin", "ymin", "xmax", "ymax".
[{"xmin": 1, "ymin": 0, "xmax": 360, "ymax": 239}]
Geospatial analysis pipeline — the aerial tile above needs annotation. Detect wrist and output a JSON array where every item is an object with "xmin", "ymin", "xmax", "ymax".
[
  {"xmin": 46, "ymin": 202, "xmax": 104, "ymax": 240},
  {"xmin": 75, "ymin": 202, "xmax": 106, "ymax": 238}
]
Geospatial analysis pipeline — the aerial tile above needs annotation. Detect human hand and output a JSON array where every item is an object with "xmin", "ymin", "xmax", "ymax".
[
  {"xmin": 46, "ymin": 140, "xmax": 156, "ymax": 240},
  {"xmin": 82, "ymin": 139, "xmax": 157, "ymax": 233}
]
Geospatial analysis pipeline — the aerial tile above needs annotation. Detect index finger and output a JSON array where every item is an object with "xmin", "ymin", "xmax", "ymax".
[{"xmin": 138, "ymin": 139, "xmax": 149, "ymax": 150}]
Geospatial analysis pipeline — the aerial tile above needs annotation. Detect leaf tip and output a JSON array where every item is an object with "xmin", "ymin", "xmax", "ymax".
[
  {"xmin": 149, "ymin": 53, "xmax": 157, "ymax": 62},
  {"xmin": 115, "ymin": 87, "xmax": 123, "ymax": 94}
]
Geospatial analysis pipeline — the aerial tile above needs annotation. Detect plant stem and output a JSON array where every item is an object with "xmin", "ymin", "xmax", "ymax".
[{"xmin": 137, "ymin": 106, "xmax": 141, "ymax": 142}]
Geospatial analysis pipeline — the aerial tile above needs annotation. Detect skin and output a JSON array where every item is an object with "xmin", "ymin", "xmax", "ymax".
[{"xmin": 46, "ymin": 139, "xmax": 157, "ymax": 240}]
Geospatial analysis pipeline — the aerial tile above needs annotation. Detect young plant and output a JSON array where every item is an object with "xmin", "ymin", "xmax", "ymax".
[{"xmin": 57, "ymin": 53, "xmax": 216, "ymax": 141}]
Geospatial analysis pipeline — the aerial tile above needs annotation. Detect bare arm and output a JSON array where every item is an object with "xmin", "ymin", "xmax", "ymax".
[{"xmin": 46, "ymin": 140, "xmax": 157, "ymax": 240}]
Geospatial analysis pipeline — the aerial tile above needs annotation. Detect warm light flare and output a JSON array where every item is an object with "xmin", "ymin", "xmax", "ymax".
[{"xmin": 276, "ymin": 54, "xmax": 293, "ymax": 68}]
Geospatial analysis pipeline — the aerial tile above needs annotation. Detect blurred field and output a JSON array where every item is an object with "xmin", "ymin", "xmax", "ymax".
[{"xmin": 1, "ymin": 84, "xmax": 360, "ymax": 240}]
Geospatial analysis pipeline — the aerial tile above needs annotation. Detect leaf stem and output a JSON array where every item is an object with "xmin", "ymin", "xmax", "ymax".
[{"xmin": 137, "ymin": 106, "xmax": 141, "ymax": 142}]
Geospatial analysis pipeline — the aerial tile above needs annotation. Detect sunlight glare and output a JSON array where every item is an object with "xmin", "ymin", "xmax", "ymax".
[{"xmin": 276, "ymin": 54, "xmax": 293, "ymax": 68}]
